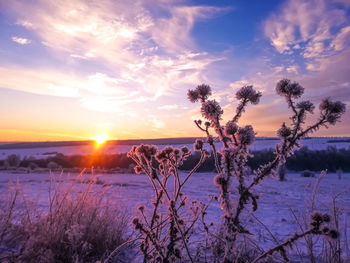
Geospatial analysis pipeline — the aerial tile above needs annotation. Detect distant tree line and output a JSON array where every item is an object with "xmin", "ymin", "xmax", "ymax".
[
  {"xmin": 249, "ymin": 146, "xmax": 350, "ymax": 172},
  {"xmin": 0, "ymin": 146, "xmax": 349, "ymax": 172},
  {"xmin": 181, "ymin": 146, "xmax": 350, "ymax": 172}
]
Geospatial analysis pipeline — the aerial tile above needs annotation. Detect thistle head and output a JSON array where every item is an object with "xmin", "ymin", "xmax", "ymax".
[
  {"xmin": 200, "ymin": 100, "xmax": 223, "ymax": 122},
  {"xmin": 136, "ymin": 144, "xmax": 158, "ymax": 160},
  {"xmin": 237, "ymin": 125, "xmax": 255, "ymax": 146},
  {"xmin": 320, "ymin": 98, "xmax": 346, "ymax": 125},
  {"xmin": 194, "ymin": 139, "xmax": 204, "ymax": 151},
  {"xmin": 224, "ymin": 121, "xmax": 238, "ymax": 136},
  {"xmin": 187, "ymin": 89, "xmax": 199, "ymax": 103},
  {"xmin": 320, "ymin": 98, "xmax": 345, "ymax": 113},
  {"xmin": 197, "ymin": 84, "xmax": 212, "ymax": 101},
  {"xmin": 276, "ymin": 79, "xmax": 304, "ymax": 98},
  {"xmin": 187, "ymin": 84, "xmax": 212, "ymax": 103},
  {"xmin": 277, "ymin": 123, "xmax": 292, "ymax": 138},
  {"xmin": 297, "ymin": 100, "xmax": 315, "ymax": 113},
  {"xmin": 328, "ymin": 229, "xmax": 340, "ymax": 239},
  {"xmin": 181, "ymin": 146, "xmax": 190, "ymax": 154},
  {"xmin": 156, "ymin": 146, "xmax": 174, "ymax": 161},
  {"xmin": 213, "ymin": 174, "xmax": 225, "ymax": 186},
  {"xmin": 236, "ymin": 85, "xmax": 262, "ymax": 104},
  {"xmin": 137, "ymin": 205, "xmax": 145, "ymax": 212},
  {"xmin": 134, "ymin": 166, "xmax": 143, "ymax": 174}
]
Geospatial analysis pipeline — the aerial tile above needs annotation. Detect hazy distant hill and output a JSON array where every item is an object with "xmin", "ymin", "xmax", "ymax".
[
  {"xmin": 0, "ymin": 137, "xmax": 348, "ymax": 150},
  {"xmin": 0, "ymin": 138, "xmax": 204, "ymax": 149}
]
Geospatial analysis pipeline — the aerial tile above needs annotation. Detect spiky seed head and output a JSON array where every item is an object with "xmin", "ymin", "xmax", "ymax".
[
  {"xmin": 225, "ymin": 121, "xmax": 238, "ymax": 136},
  {"xmin": 200, "ymin": 100, "xmax": 223, "ymax": 122},
  {"xmin": 181, "ymin": 146, "xmax": 190, "ymax": 154},
  {"xmin": 322, "ymin": 213, "xmax": 331, "ymax": 223},
  {"xmin": 276, "ymin": 79, "xmax": 304, "ymax": 98},
  {"xmin": 196, "ymin": 84, "xmax": 212, "ymax": 101},
  {"xmin": 328, "ymin": 229, "xmax": 340, "ymax": 239},
  {"xmin": 194, "ymin": 139, "xmax": 204, "ymax": 151},
  {"xmin": 322, "ymin": 226, "xmax": 329, "ymax": 234},
  {"xmin": 297, "ymin": 100, "xmax": 315, "ymax": 113},
  {"xmin": 236, "ymin": 85, "xmax": 262, "ymax": 104},
  {"xmin": 277, "ymin": 123, "xmax": 292, "ymax": 138},
  {"xmin": 311, "ymin": 211, "xmax": 323, "ymax": 223},
  {"xmin": 237, "ymin": 125, "xmax": 255, "ymax": 145},
  {"xmin": 187, "ymin": 89, "xmax": 199, "ymax": 103}
]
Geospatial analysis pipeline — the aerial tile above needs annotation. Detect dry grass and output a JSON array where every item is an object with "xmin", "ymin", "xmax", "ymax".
[{"xmin": 0, "ymin": 173, "xmax": 130, "ymax": 263}]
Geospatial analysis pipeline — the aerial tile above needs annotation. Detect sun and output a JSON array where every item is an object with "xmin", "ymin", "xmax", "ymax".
[{"xmin": 92, "ymin": 133, "xmax": 109, "ymax": 146}]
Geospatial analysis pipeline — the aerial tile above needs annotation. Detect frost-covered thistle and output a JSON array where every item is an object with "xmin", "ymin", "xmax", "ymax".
[
  {"xmin": 200, "ymin": 100, "xmax": 223, "ymax": 122},
  {"xmin": 187, "ymin": 89, "xmax": 199, "ymax": 103},
  {"xmin": 319, "ymin": 98, "xmax": 346, "ymax": 125},
  {"xmin": 128, "ymin": 140, "xmax": 209, "ymax": 262},
  {"xmin": 277, "ymin": 123, "xmax": 292, "ymax": 138},
  {"xmin": 296, "ymin": 100, "xmax": 315, "ymax": 113},
  {"xmin": 197, "ymin": 84, "xmax": 212, "ymax": 101},
  {"xmin": 188, "ymin": 79, "xmax": 345, "ymax": 263},
  {"xmin": 276, "ymin": 78, "xmax": 304, "ymax": 98},
  {"xmin": 224, "ymin": 121, "xmax": 238, "ymax": 136},
  {"xmin": 188, "ymin": 84, "xmax": 212, "ymax": 103},
  {"xmin": 194, "ymin": 139, "xmax": 204, "ymax": 151},
  {"xmin": 237, "ymin": 125, "xmax": 255, "ymax": 146},
  {"xmin": 235, "ymin": 85, "xmax": 261, "ymax": 104}
]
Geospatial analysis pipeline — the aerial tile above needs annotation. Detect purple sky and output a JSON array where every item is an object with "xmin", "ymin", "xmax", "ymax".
[{"xmin": 0, "ymin": 0, "xmax": 349, "ymax": 141}]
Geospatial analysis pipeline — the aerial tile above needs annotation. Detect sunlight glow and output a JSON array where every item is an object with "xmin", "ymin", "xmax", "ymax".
[{"xmin": 92, "ymin": 133, "xmax": 109, "ymax": 145}]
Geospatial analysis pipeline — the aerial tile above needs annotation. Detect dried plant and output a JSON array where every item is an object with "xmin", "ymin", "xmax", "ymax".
[
  {"xmin": 127, "ymin": 79, "xmax": 345, "ymax": 262},
  {"xmin": 127, "ymin": 144, "xmax": 209, "ymax": 262},
  {"xmin": 187, "ymin": 79, "xmax": 345, "ymax": 262},
  {"xmin": 0, "ymin": 174, "xmax": 129, "ymax": 263}
]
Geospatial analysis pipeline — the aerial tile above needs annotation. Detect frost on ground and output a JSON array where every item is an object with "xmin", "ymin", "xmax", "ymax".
[{"xmin": 0, "ymin": 171, "xmax": 349, "ymax": 261}]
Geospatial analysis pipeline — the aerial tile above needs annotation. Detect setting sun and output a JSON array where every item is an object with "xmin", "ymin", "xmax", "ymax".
[{"xmin": 92, "ymin": 134, "xmax": 109, "ymax": 145}]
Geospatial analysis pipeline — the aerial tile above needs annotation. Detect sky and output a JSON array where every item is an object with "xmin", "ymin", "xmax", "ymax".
[{"xmin": 0, "ymin": 0, "xmax": 349, "ymax": 141}]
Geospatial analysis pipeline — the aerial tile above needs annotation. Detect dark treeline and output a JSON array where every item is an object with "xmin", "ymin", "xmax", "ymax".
[
  {"xmin": 249, "ymin": 146, "xmax": 350, "ymax": 172},
  {"xmin": 181, "ymin": 146, "xmax": 350, "ymax": 172},
  {"xmin": 1, "ymin": 146, "xmax": 349, "ymax": 172}
]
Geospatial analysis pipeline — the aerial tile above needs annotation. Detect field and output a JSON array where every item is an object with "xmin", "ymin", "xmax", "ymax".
[
  {"xmin": 1, "ymin": 168, "xmax": 349, "ymax": 262},
  {"xmin": 1, "ymin": 138, "xmax": 350, "ymax": 261}
]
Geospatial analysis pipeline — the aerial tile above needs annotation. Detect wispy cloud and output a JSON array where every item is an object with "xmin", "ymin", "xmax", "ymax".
[
  {"xmin": 330, "ymin": 26, "xmax": 350, "ymax": 51},
  {"xmin": 264, "ymin": 0, "xmax": 347, "ymax": 57},
  {"xmin": 11, "ymin": 36, "xmax": 31, "ymax": 44},
  {"xmin": 262, "ymin": 0, "xmax": 350, "ymax": 97},
  {"xmin": 15, "ymin": 20, "xmax": 34, "ymax": 28},
  {"xmin": 1, "ymin": 0, "xmax": 225, "ymax": 113},
  {"xmin": 0, "ymin": 66, "xmax": 151, "ymax": 113},
  {"xmin": 157, "ymin": 104, "xmax": 178, "ymax": 110}
]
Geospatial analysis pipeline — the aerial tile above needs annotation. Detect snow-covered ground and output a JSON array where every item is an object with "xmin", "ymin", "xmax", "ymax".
[
  {"xmin": 0, "ymin": 137, "xmax": 349, "ymax": 160},
  {"xmin": 0, "ymin": 170, "xmax": 349, "ymax": 260}
]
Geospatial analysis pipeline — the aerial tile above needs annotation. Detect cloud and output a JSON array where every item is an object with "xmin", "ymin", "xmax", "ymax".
[
  {"xmin": 264, "ymin": 0, "xmax": 347, "ymax": 58},
  {"xmin": 225, "ymin": 50, "xmax": 350, "ymax": 136},
  {"xmin": 157, "ymin": 104, "xmax": 178, "ymax": 110},
  {"xmin": 15, "ymin": 20, "xmax": 34, "ymax": 28},
  {"xmin": 11, "ymin": 36, "xmax": 31, "ymax": 44},
  {"xmin": 142, "ymin": 114, "xmax": 165, "ymax": 131},
  {"xmin": 151, "ymin": 5, "xmax": 224, "ymax": 53},
  {"xmin": 228, "ymin": 65, "xmax": 286, "ymax": 98},
  {"xmin": 330, "ymin": 26, "xmax": 350, "ymax": 51},
  {"xmin": 2, "ymin": 0, "xmax": 224, "ymax": 111},
  {"xmin": 262, "ymin": 0, "xmax": 350, "ymax": 100},
  {"xmin": 0, "ymin": 66, "xmax": 149, "ymax": 113},
  {"xmin": 286, "ymin": 65, "xmax": 298, "ymax": 74},
  {"xmin": 300, "ymin": 49, "xmax": 350, "ymax": 95}
]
